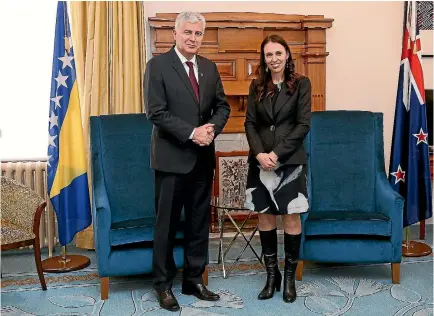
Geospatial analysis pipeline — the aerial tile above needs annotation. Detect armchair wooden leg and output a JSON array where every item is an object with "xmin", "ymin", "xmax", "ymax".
[
  {"xmin": 203, "ymin": 265, "xmax": 209, "ymax": 286},
  {"xmin": 33, "ymin": 240, "xmax": 47, "ymax": 291},
  {"xmin": 296, "ymin": 260, "xmax": 304, "ymax": 281},
  {"xmin": 101, "ymin": 277, "xmax": 109, "ymax": 300},
  {"xmin": 392, "ymin": 263, "xmax": 400, "ymax": 284}
]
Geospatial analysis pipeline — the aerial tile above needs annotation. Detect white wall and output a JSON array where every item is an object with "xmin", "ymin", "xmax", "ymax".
[
  {"xmin": 0, "ymin": 1, "xmax": 432, "ymax": 168},
  {"xmin": 143, "ymin": 1, "xmax": 415, "ymax": 171},
  {"xmin": 421, "ymin": 30, "xmax": 433, "ymax": 90},
  {"xmin": 0, "ymin": 0, "xmax": 57, "ymax": 160}
]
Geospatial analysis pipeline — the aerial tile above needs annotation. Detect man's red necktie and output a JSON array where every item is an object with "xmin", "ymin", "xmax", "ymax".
[{"xmin": 186, "ymin": 61, "xmax": 199, "ymax": 102}]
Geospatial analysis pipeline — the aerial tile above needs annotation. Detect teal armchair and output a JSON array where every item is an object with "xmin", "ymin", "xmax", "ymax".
[
  {"xmin": 297, "ymin": 111, "xmax": 404, "ymax": 283},
  {"xmin": 90, "ymin": 114, "xmax": 194, "ymax": 299}
]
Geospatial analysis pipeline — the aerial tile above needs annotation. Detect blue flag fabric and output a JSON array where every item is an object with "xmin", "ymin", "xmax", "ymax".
[
  {"xmin": 47, "ymin": 1, "xmax": 91, "ymax": 245},
  {"xmin": 389, "ymin": 1, "xmax": 432, "ymax": 227}
]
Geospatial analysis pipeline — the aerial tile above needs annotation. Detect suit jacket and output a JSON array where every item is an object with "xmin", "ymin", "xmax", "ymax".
[
  {"xmin": 144, "ymin": 47, "xmax": 231, "ymax": 174},
  {"xmin": 244, "ymin": 76, "xmax": 311, "ymax": 165}
]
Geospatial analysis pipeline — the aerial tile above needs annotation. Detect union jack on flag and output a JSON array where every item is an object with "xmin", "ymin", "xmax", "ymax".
[{"xmin": 389, "ymin": 1, "xmax": 432, "ymax": 227}]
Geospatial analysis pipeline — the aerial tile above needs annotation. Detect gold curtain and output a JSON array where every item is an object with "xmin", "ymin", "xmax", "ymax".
[{"xmin": 70, "ymin": 1, "xmax": 146, "ymax": 249}]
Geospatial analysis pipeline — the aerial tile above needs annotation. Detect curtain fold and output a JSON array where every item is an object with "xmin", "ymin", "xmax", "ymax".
[
  {"xmin": 111, "ymin": 2, "xmax": 146, "ymax": 113},
  {"xmin": 70, "ymin": 1, "xmax": 146, "ymax": 249}
]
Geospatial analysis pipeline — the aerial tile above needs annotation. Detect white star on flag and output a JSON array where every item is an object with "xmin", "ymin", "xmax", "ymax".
[
  {"xmin": 55, "ymin": 70, "xmax": 68, "ymax": 89},
  {"xmin": 412, "ymin": 127, "xmax": 428, "ymax": 145},
  {"xmin": 47, "ymin": 155, "xmax": 53, "ymax": 168},
  {"xmin": 49, "ymin": 111, "xmax": 59, "ymax": 129},
  {"xmin": 58, "ymin": 52, "xmax": 74, "ymax": 69},
  {"xmin": 390, "ymin": 164, "xmax": 406, "ymax": 184},
  {"xmin": 50, "ymin": 95, "xmax": 63, "ymax": 109},
  {"xmin": 48, "ymin": 134, "xmax": 58, "ymax": 148}
]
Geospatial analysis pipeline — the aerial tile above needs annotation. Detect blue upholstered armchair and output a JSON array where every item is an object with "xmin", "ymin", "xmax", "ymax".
[
  {"xmin": 90, "ymin": 114, "xmax": 207, "ymax": 300},
  {"xmin": 297, "ymin": 111, "xmax": 404, "ymax": 284}
]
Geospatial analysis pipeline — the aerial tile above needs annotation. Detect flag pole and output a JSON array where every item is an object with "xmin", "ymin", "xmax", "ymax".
[
  {"xmin": 42, "ymin": 1, "xmax": 91, "ymax": 273},
  {"xmin": 391, "ymin": 1, "xmax": 433, "ymax": 258},
  {"xmin": 42, "ymin": 245, "xmax": 90, "ymax": 273}
]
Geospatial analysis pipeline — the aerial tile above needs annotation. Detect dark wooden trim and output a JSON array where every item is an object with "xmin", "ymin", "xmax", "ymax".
[
  {"xmin": 34, "ymin": 202, "xmax": 47, "ymax": 290},
  {"xmin": 34, "ymin": 239, "xmax": 47, "ymax": 290},
  {"xmin": 33, "ymin": 202, "xmax": 47, "ymax": 235},
  {"xmin": 1, "ymin": 201, "xmax": 47, "ymax": 290},
  {"xmin": 1, "ymin": 239, "xmax": 33, "ymax": 251}
]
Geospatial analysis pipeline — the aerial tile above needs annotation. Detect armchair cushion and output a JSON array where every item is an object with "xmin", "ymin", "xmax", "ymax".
[
  {"xmin": 109, "ymin": 217, "xmax": 185, "ymax": 247},
  {"xmin": 305, "ymin": 211, "xmax": 391, "ymax": 236},
  {"xmin": 1, "ymin": 219, "xmax": 35, "ymax": 245},
  {"xmin": 303, "ymin": 239, "xmax": 393, "ymax": 263},
  {"xmin": 110, "ymin": 225, "xmax": 184, "ymax": 247}
]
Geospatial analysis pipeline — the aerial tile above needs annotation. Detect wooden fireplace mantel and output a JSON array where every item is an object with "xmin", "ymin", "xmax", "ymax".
[{"xmin": 149, "ymin": 12, "xmax": 334, "ymax": 133}]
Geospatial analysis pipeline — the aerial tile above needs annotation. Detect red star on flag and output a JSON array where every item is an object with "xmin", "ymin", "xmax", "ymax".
[
  {"xmin": 390, "ymin": 164, "xmax": 406, "ymax": 184},
  {"xmin": 412, "ymin": 128, "xmax": 428, "ymax": 145}
]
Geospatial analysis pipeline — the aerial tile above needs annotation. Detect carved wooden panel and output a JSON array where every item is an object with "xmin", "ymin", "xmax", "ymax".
[
  {"xmin": 214, "ymin": 59, "xmax": 236, "ymax": 80},
  {"xmin": 149, "ymin": 13, "xmax": 334, "ymax": 132},
  {"xmin": 218, "ymin": 29, "xmax": 263, "ymax": 52},
  {"xmin": 210, "ymin": 151, "xmax": 257, "ymax": 232},
  {"xmin": 246, "ymin": 59, "xmax": 260, "ymax": 79}
]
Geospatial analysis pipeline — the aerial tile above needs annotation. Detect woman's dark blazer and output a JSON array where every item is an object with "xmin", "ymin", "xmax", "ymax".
[{"xmin": 244, "ymin": 76, "xmax": 312, "ymax": 165}]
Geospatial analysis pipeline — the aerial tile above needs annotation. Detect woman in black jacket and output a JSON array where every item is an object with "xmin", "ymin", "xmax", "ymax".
[{"xmin": 244, "ymin": 34, "xmax": 311, "ymax": 303}]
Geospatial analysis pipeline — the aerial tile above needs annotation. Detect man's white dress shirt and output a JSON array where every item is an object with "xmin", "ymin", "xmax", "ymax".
[{"xmin": 174, "ymin": 46, "xmax": 199, "ymax": 140}]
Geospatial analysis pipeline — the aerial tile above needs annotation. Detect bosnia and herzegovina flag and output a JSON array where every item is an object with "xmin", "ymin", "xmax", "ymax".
[
  {"xmin": 47, "ymin": 1, "xmax": 91, "ymax": 246},
  {"xmin": 389, "ymin": 1, "xmax": 432, "ymax": 227}
]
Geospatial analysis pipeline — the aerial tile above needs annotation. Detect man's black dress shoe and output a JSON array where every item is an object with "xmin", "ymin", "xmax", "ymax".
[
  {"xmin": 156, "ymin": 289, "xmax": 180, "ymax": 312},
  {"xmin": 182, "ymin": 282, "xmax": 220, "ymax": 301}
]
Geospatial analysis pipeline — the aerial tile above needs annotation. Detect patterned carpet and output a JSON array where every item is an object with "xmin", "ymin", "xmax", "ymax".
[{"xmin": 1, "ymin": 226, "xmax": 433, "ymax": 316}]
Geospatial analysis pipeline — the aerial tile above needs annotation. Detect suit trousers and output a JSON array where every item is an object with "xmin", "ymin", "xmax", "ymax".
[{"xmin": 152, "ymin": 156, "xmax": 213, "ymax": 291}]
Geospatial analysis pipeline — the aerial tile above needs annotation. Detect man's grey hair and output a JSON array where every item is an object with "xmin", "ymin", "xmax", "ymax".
[{"xmin": 175, "ymin": 11, "xmax": 206, "ymax": 32}]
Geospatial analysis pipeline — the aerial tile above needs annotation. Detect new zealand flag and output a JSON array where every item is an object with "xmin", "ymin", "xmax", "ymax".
[{"xmin": 389, "ymin": 1, "xmax": 432, "ymax": 227}]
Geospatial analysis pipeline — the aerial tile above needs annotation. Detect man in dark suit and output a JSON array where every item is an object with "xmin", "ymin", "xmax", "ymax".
[{"xmin": 144, "ymin": 11, "xmax": 230, "ymax": 312}]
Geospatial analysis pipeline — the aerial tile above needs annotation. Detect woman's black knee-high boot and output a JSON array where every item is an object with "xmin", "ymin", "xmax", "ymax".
[
  {"xmin": 258, "ymin": 229, "xmax": 282, "ymax": 300},
  {"xmin": 283, "ymin": 233, "xmax": 301, "ymax": 303}
]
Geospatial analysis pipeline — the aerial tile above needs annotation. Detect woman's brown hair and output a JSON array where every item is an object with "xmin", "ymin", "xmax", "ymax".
[{"xmin": 254, "ymin": 34, "xmax": 303, "ymax": 102}]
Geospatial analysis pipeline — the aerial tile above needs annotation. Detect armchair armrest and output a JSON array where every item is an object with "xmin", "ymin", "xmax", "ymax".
[
  {"xmin": 93, "ymin": 191, "xmax": 112, "ymax": 257},
  {"xmin": 91, "ymin": 152, "xmax": 112, "ymax": 261},
  {"xmin": 375, "ymin": 172, "xmax": 404, "ymax": 261},
  {"xmin": 375, "ymin": 172, "xmax": 404, "ymax": 219}
]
